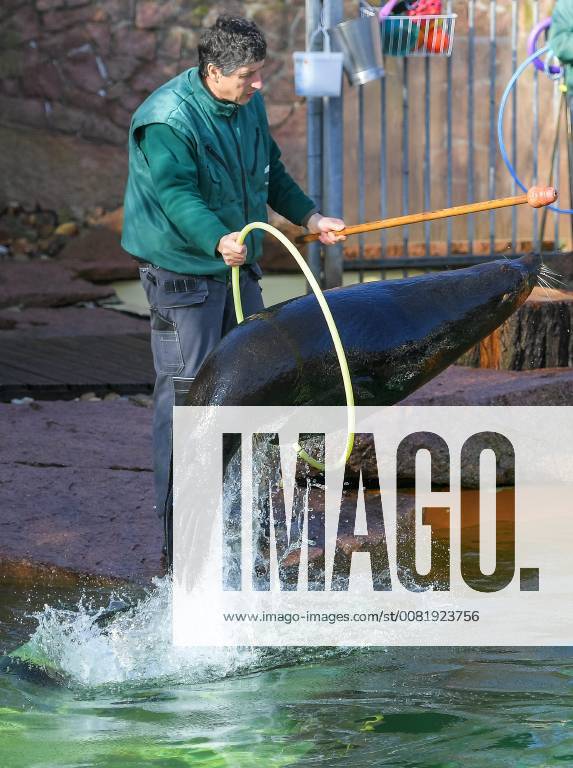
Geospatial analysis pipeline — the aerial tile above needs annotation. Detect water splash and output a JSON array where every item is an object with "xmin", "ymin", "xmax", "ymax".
[
  {"xmin": 24, "ymin": 576, "xmax": 261, "ymax": 688},
  {"xmin": 20, "ymin": 576, "xmax": 348, "ymax": 689}
]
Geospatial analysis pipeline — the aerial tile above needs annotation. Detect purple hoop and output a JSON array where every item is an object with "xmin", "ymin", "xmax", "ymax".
[
  {"xmin": 527, "ymin": 17, "xmax": 562, "ymax": 75},
  {"xmin": 378, "ymin": 0, "xmax": 401, "ymax": 21}
]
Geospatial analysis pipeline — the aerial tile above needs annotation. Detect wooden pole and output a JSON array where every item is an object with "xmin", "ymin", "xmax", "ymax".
[{"xmin": 295, "ymin": 186, "xmax": 558, "ymax": 245}]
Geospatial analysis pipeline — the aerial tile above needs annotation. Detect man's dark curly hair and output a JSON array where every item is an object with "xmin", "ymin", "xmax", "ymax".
[{"xmin": 198, "ymin": 16, "xmax": 267, "ymax": 78}]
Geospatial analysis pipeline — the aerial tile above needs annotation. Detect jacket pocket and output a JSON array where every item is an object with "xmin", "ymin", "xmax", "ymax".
[
  {"xmin": 250, "ymin": 127, "xmax": 260, "ymax": 176},
  {"xmin": 203, "ymin": 145, "xmax": 227, "ymax": 208},
  {"xmin": 249, "ymin": 129, "xmax": 269, "ymax": 200}
]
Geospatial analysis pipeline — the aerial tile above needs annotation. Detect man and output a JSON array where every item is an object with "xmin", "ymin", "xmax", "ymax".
[
  {"xmin": 121, "ymin": 15, "xmax": 346, "ymax": 564},
  {"xmin": 549, "ymin": 0, "xmax": 573, "ymax": 238}
]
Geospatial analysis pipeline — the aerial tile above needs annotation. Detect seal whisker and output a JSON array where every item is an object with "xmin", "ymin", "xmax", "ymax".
[
  {"xmin": 536, "ymin": 276, "xmax": 552, "ymax": 298},
  {"xmin": 539, "ymin": 270, "xmax": 568, "ymax": 289},
  {"xmin": 540, "ymin": 266, "xmax": 561, "ymax": 277}
]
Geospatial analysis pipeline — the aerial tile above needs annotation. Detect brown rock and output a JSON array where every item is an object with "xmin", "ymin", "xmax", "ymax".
[
  {"xmin": 106, "ymin": 56, "xmax": 142, "ymax": 84},
  {"xmin": 1, "ymin": 77, "xmax": 20, "ymax": 97},
  {"xmin": 106, "ymin": 82, "xmax": 143, "ymax": 113},
  {"xmin": 95, "ymin": 207, "xmax": 123, "ymax": 234},
  {"xmin": 85, "ymin": 22, "xmax": 111, "ymax": 55},
  {"xmin": 58, "ymin": 226, "xmax": 139, "ymax": 282},
  {"xmin": 60, "ymin": 50, "xmax": 106, "ymax": 94},
  {"xmin": 0, "ymin": 95, "xmax": 46, "ymax": 129},
  {"xmin": 0, "ymin": 48, "xmax": 26, "ymax": 80},
  {"xmin": 112, "ymin": 28, "xmax": 156, "ymax": 61},
  {"xmin": 0, "ymin": 315, "xmax": 17, "ymax": 330},
  {"xmin": 100, "ymin": 0, "xmax": 131, "ymax": 24},
  {"xmin": 39, "ymin": 27, "xmax": 90, "ymax": 57},
  {"xmin": 54, "ymin": 221, "xmax": 79, "ymax": 236},
  {"xmin": 36, "ymin": 0, "xmax": 65, "ymax": 9},
  {"xmin": 42, "ymin": 5, "xmax": 106, "ymax": 32},
  {"xmin": 47, "ymin": 102, "xmax": 126, "ymax": 144},
  {"xmin": 136, "ymin": 0, "xmax": 179, "ymax": 30},
  {"xmin": 5, "ymin": 5, "xmax": 40, "ymax": 41},
  {"xmin": 12, "ymin": 237, "xmax": 35, "ymax": 255},
  {"xmin": 158, "ymin": 26, "xmax": 185, "ymax": 59},
  {"xmin": 59, "ymin": 85, "xmax": 109, "ymax": 115},
  {"xmin": 21, "ymin": 60, "xmax": 64, "ymax": 100},
  {"xmin": 0, "ymin": 123, "xmax": 127, "ymax": 211},
  {"xmin": 403, "ymin": 365, "xmax": 573, "ymax": 407},
  {"xmin": 131, "ymin": 60, "xmax": 178, "ymax": 93},
  {"xmin": 107, "ymin": 102, "xmax": 132, "ymax": 130},
  {"xmin": 0, "ymin": 261, "xmax": 115, "ymax": 308}
]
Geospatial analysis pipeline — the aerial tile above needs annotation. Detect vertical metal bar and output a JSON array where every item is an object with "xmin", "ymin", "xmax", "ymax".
[
  {"xmin": 380, "ymin": 73, "xmax": 387, "ymax": 278},
  {"xmin": 446, "ymin": 0, "xmax": 453, "ymax": 257},
  {"xmin": 424, "ymin": 55, "xmax": 431, "ymax": 258},
  {"xmin": 554, "ymin": 82, "xmax": 561, "ymax": 253},
  {"xmin": 467, "ymin": 0, "xmax": 475, "ymax": 255},
  {"xmin": 402, "ymin": 56, "xmax": 409, "ymax": 273},
  {"xmin": 323, "ymin": 0, "xmax": 344, "ymax": 288},
  {"xmin": 532, "ymin": 0, "xmax": 540, "ymax": 253},
  {"xmin": 511, "ymin": 0, "xmax": 518, "ymax": 252},
  {"xmin": 566, "ymin": 92, "xmax": 573, "ymax": 248},
  {"xmin": 358, "ymin": 83, "xmax": 366, "ymax": 282},
  {"xmin": 305, "ymin": 0, "xmax": 323, "ymax": 284},
  {"xmin": 488, "ymin": 0, "xmax": 496, "ymax": 256}
]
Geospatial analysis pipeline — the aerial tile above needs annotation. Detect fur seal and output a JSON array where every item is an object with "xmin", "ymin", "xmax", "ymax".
[{"xmin": 186, "ymin": 253, "xmax": 541, "ymax": 407}]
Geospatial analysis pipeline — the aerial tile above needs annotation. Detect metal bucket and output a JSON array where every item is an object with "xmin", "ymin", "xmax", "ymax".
[{"xmin": 330, "ymin": 15, "xmax": 384, "ymax": 86}]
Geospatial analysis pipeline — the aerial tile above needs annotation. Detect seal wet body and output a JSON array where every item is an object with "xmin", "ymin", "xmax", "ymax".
[{"xmin": 186, "ymin": 253, "xmax": 541, "ymax": 407}]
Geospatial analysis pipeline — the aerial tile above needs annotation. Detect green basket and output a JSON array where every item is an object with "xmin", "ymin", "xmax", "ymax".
[{"xmin": 381, "ymin": 16, "xmax": 420, "ymax": 55}]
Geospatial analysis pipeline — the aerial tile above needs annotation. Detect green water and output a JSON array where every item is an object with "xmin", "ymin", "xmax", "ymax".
[{"xmin": 1, "ymin": 574, "xmax": 573, "ymax": 767}]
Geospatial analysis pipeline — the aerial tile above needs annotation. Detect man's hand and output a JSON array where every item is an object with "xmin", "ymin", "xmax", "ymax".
[
  {"xmin": 306, "ymin": 213, "xmax": 347, "ymax": 246},
  {"xmin": 217, "ymin": 232, "xmax": 247, "ymax": 266}
]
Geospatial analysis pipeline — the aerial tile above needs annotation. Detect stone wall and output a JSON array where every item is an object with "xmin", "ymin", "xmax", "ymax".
[
  {"xmin": 0, "ymin": 0, "xmax": 567, "ymax": 252},
  {"xmin": 0, "ymin": 0, "xmax": 306, "ymax": 212}
]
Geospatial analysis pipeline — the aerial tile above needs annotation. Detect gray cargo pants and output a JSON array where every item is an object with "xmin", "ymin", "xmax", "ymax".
[{"xmin": 139, "ymin": 263, "xmax": 265, "ymax": 560}]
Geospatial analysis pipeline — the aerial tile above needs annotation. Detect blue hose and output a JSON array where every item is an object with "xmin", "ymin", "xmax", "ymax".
[{"xmin": 498, "ymin": 44, "xmax": 573, "ymax": 215}]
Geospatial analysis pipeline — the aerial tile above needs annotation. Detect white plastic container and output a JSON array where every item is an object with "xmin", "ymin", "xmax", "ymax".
[{"xmin": 293, "ymin": 29, "xmax": 344, "ymax": 98}]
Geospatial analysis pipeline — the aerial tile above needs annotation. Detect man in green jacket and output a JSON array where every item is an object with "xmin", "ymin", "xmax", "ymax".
[
  {"xmin": 550, "ymin": 0, "xmax": 573, "ymax": 92},
  {"xmin": 549, "ymin": 0, "xmax": 573, "ymax": 234},
  {"xmin": 122, "ymin": 16, "xmax": 345, "ymax": 564}
]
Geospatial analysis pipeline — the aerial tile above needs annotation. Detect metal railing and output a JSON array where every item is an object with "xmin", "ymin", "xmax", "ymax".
[{"xmin": 306, "ymin": 0, "xmax": 569, "ymax": 285}]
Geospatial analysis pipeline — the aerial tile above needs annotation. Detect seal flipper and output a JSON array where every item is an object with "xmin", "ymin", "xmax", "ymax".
[{"xmin": 0, "ymin": 641, "xmax": 64, "ymax": 686}]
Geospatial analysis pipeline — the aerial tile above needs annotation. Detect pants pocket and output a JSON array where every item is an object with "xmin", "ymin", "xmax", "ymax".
[
  {"xmin": 155, "ymin": 272, "xmax": 209, "ymax": 309},
  {"xmin": 150, "ymin": 309, "xmax": 184, "ymax": 375}
]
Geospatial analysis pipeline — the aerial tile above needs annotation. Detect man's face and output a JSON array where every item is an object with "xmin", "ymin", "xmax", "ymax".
[{"xmin": 206, "ymin": 60, "xmax": 265, "ymax": 105}]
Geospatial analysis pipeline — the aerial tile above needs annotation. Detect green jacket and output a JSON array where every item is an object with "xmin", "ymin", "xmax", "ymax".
[
  {"xmin": 122, "ymin": 67, "xmax": 316, "ymax": 278},
  {"xmin": 550, "ymin": 0, "xmax": 573, "ymax": 91}
]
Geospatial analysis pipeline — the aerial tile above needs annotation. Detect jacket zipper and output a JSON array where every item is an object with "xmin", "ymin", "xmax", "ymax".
[
  {"xmin": 205, "ymin": 144, "xmax": 227, "ymax": 169},
  {"xmin": 228, "ymin": 115, "xmax": 249, "ymax": 224},
  {"xmin": 250, "ymin": 127, "xmax": 260, "ymax": 175}
]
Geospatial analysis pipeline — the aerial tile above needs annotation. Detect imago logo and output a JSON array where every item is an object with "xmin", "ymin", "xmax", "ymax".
[
  {"xmin": 220, "ymin": 431, "xmax": 537, "ymax": 595},
  {"xmin": 172, "ymin": 406, "xmax": 572, "ymax": 646}
]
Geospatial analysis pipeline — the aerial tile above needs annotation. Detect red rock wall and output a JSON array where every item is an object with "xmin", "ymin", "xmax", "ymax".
[{"xmin": 0, "ymin": 0, "xmax": 307, "ymax": 212}]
